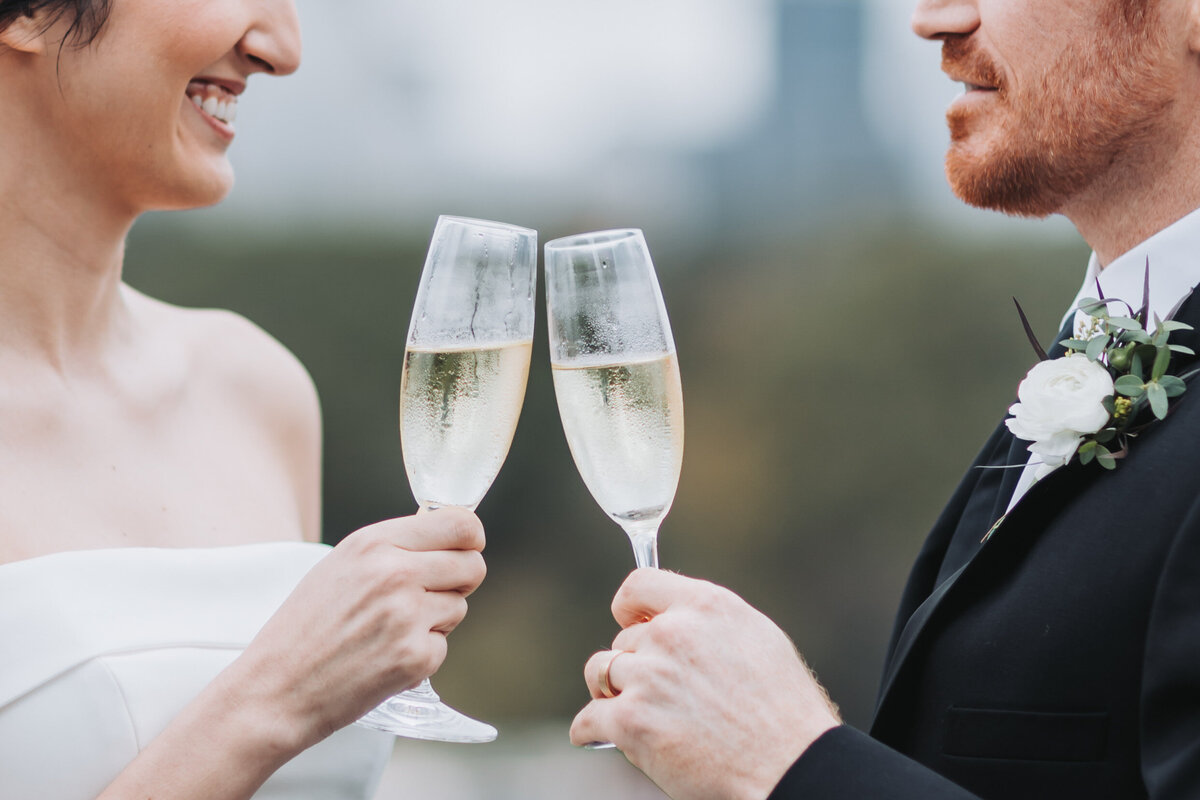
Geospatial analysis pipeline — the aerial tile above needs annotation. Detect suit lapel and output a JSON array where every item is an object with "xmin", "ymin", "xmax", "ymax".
[
  {"xmin": 1166, "ymin": 288, "xmax": 1200, "ymax": 364},
  {"xmin": 871, "ymin": 292, "xmax": 1200, "ymax": 730},
  {"xmin": 870, "ymin": 460, "xmax": 1082, "ymax": 725}
]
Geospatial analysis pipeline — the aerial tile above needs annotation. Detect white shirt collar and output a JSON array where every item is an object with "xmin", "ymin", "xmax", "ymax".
[{"xmin": 1062, "ymin": 206, "xmax": 1200, "ymax": 336}]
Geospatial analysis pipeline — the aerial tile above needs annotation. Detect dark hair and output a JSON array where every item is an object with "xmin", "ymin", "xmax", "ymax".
[{"xmin": 0, "ymin": 0, "xmax": 111, "ymax": 46}]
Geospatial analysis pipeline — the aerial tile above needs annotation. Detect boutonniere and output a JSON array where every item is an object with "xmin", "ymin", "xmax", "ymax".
[{"xmin": 1007, "ymin": 270, "xmax": 1197, "ymax": 478}]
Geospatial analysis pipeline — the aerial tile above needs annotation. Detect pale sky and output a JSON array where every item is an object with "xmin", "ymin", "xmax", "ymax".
[
  {"xmin": 225, "ymin": 0, "xmax": 773, "ymax": 223},
  {"xmin": 210, "ymin": 0, "xmax": 1071, "ymax": 239}
]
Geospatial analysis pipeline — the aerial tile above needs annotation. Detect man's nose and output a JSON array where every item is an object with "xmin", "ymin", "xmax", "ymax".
[{"xmin": 912, "ymin": 0, "xmax": 980, "ymax": 40}]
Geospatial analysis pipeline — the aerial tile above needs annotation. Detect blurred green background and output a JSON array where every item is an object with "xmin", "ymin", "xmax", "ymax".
[{"xmin": 124, "ymin": 216, "xmax": 1084, "ymax": 730}]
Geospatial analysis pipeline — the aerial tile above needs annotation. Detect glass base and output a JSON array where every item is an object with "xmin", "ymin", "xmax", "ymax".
[{"xmin": 355, "ymin": 679, "xmax": 497, "ymax": 743}]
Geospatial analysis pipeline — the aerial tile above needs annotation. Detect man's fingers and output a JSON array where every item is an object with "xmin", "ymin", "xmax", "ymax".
[
  {"xmin": 583, "ymin": 649, "xmax": 635, "ymax": 700},
  {"xmin": 570, "ymin": 700, "xmax": 615, "ymax": 748},
  {"xmin": 612, "ymin": 568, "xmax": 706, "ymax": 628},
  {"xmin": 373, "ymin": 508, "xmax": 486, "ymax": 553},
  {"xmin": 610, "ymin": 621, "xmax": 650, "ymax": 654}
]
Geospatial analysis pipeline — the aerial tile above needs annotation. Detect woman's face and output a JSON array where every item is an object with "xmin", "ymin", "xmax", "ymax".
[{"xmin": 31, "ymin": 0, "xmax": 301, "ymax": 214}]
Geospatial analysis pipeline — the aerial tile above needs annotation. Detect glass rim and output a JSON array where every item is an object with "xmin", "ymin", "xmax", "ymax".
[
  {"xmin": 436, "ymin": 214, "xmax": 537, "ymax": 237},
  {"xmin": 544, "ymin": 228, "xmax": 644, "ymax": 253}
]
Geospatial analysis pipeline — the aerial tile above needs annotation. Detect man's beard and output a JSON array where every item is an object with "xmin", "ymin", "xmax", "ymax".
[{"xmin": 942, "ymin": 5, "xmax": 1175, "ymax": 218}]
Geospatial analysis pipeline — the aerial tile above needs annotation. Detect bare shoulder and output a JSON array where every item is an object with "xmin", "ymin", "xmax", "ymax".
[
  {"xmin": 131, "ymin": 289, "xmax": 318, "ymax": 426},
  {"xmin": 124, "ymin": 286, "xmax": 323, "ymax": 538}
]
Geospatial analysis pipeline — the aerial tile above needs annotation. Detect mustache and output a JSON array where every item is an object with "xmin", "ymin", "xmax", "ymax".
[{"xmin": 942, "ymin": 37, "xmax": 1004, "ymax": 90}]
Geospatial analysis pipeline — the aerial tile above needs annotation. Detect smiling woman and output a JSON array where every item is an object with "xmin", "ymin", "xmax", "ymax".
[
  {"xmin": 0, "ymin": 2, "xmax": 489, "ymax": 799},
  {"xmin": 1, "ymin": 0, "xmax": 302, "ymax": 213}
]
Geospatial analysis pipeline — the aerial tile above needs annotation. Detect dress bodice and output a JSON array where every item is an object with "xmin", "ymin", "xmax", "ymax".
[{"xmin": 0, "ymin": 542, "xmax": 392, "ymax": 798}]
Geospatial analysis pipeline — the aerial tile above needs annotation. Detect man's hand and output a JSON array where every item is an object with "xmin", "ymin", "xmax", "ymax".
[{"xmin": 571, "ymin": 569, "xmax": 840, "ymax": 800}]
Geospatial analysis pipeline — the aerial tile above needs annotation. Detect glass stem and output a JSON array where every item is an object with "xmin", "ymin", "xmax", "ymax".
[
  {"xmin": 405, "ymin": 678, "xmax": 441, "ymax": 701},
  {"xmin": 625, "ymin": 527, "xmax": 660, "ymax": 569}
]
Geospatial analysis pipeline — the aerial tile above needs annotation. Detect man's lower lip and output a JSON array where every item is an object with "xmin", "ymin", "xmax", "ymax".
[{"xmin": 950, "ymin": 89, "xmax": 998, "ymax": 109}]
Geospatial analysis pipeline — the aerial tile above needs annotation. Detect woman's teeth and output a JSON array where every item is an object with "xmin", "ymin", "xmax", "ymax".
[{"xmin": 187, "ymin": 86, "xmax": 238, "ymax": 126}]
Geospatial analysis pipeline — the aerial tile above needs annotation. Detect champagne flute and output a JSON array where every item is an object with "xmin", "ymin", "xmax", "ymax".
[
  {"xmin": 356, "ymin": 215, "xmax": 537, "ymax": 743},
  {"xmin": 544, "ymin": 229, "xmax": 683, "ymax": 574},
  {"xmin": 546, "ymin": 230, "xmax": 682, "ymax": 750}
]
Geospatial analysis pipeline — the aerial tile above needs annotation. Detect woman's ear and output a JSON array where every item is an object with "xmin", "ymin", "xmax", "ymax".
[{"xmin": 0, "ymin": 13, "xmax": 52, "ymax": 56}]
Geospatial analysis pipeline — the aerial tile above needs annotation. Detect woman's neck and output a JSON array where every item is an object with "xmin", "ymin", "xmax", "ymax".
[{"xmin": 0, "ymin": 184, "xmax": 137, "ymax": 374}]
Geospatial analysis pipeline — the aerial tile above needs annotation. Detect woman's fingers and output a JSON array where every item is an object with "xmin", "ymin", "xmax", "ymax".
[
  {"xmin": 368, "ymin": 508, "xmax": 486, "ymax": 553},
  {"xmin": 424, "ymin": 588, "xmax": 471, "ymax": 635},
  {"xmin": 403, "ymin": 549, "xmax": 488, "ymax": 594},
  {"xmin": 337, "ymin": 515, "xmax": 487, "ymax": 594}
]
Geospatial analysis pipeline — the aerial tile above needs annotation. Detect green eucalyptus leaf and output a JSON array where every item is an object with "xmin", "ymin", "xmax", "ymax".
[
  {"xmin": 1086, "ymin": 335, "xmax": 1109, "ymax": 361},
  {"xmin": 1153, "ymin": 346, "xmax": 1172, "ymax": 380},
  {"xmin": 1079, "ymin": 445, "xmax": 1095, "ymax": 465},
  {"xmin": 1147, "ymin": 381, "xmax": 1169, "ymax": 419},
  {"xmin": 1097, "ymin": 449, "xmax": 1118, "ymax": 470},
  {"xmin": 1131, "ymin": 352, "xmax": 1146, "ymax": 378},
  {"xmin": 1107, "ymin": 316, "xmax": 1143, "ymax": 331},
  {"xmin": 1170, "ymin": 344, "xmax": 1196, "ymax": 355},
  {"xmin": 1159, "ymin": 320, "xmax": 1194, "ymax": 332},
  {"xmin": 1114, "ymin": 375, "xmax": 1146, "ymax": 396},
  {"xmin": 1063, "ymin": 338, "xmax": 1094, "ymax": 351},
  {"xmin": 1159, "ymin": 375, "xmax": 1188, "ymax": 397},
  {"xmin": 1094, "ymin": 428, "xmax": 1117, "ymax": 444},
  {"xmin": 1129, "ymin": 331, "xmax": 1154, "ymax": 345}
]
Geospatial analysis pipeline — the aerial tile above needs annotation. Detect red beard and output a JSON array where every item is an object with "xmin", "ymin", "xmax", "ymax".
[{"xmin": 940, "ymin": 6, "xmax": 1174, "ymax": 218}]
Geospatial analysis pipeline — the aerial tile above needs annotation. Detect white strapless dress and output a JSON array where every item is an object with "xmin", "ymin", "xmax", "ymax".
[{"xmin": 0, "ymin": 542, "xmax": 393, "ymax": 798}]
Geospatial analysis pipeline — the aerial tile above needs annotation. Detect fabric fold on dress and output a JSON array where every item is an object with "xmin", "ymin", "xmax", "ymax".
[{"xmin": 0, "ymin": 542, "xmax": 393, "ymax": 799}]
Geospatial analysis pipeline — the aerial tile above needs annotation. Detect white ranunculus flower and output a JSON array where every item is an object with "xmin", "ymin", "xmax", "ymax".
[{"xmin": 1005, "ymin": 353, "xmax": 1114, "ymax": 478}]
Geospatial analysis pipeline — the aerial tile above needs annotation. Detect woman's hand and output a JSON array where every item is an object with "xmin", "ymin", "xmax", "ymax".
[
  {"xmin": 229, "ymin": 508, "xmax": 487, "ymax": 749},
  {"xmin": 96, "ymin": 509, "xmax": 486, "ymax": 800},
  {"xmin": 570, "ymin": 568, "xmax": 840, "ymax": 800}
]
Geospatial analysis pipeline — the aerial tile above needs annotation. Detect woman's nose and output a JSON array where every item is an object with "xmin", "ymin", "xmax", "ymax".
[{"xmin": 237, "ymin": 0, "xmax": 302, "ymax": 76}]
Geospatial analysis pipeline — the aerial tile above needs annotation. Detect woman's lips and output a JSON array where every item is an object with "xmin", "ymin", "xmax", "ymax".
[{"xmin": 185, "ymin": 80, "xmax": 238, "ymax": 127}]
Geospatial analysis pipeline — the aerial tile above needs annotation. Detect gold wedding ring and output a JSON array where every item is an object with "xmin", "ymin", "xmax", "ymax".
[{"xmin": 599, "ymin": 650, "xmax": 626, "ymax": 699}]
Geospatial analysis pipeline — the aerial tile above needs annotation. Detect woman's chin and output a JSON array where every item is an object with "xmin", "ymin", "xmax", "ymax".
[{"xmin": 151, "ymin": 169, "xmax": 236, "ymax": 212}]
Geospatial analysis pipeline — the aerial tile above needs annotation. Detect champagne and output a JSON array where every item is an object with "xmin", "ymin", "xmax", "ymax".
[
  {"xmin": 551, "ymin": 352, "xmax": 684, "ymax": 530},
  {"xmin": 400, "ymin": 341, "xmax": 532, "ymax": 509}
]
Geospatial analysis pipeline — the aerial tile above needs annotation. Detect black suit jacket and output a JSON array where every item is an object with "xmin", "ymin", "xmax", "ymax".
[{"xmin": 770, "ymin": 292, "xmax": 1200, "ymax": 800}]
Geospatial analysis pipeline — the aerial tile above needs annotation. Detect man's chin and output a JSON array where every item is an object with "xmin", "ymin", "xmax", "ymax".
[{"xmin": 944, "ymin": 149, "xmax": 1063, "ymax": 219}]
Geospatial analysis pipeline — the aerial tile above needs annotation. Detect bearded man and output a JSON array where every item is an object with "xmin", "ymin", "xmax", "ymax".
[{"xmin": 569, "ymin": 0, "xmax": 1200, "ymax": 798}]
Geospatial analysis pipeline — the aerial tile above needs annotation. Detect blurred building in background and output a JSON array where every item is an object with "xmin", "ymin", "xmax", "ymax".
[{"xmin": 700, "ymin": 0, "xmax": 901, "ymax": 241}]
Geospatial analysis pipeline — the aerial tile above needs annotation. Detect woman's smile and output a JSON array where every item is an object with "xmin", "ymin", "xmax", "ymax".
[{"xmin": 185, "ymin": 80, "xmax": 241, "ymax": 139}]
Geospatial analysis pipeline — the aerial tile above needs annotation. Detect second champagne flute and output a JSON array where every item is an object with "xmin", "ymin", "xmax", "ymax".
[
  {"xmin": 356, "ymin": 215, "xmax": 537, "ymax": 743},
  {"xmin": 544, "ymin": 229, "xmax": 684, "ymax": 571},
  {"xmin": 546, "ymin": 230, "xmax": 682, "ymax": 750}
]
